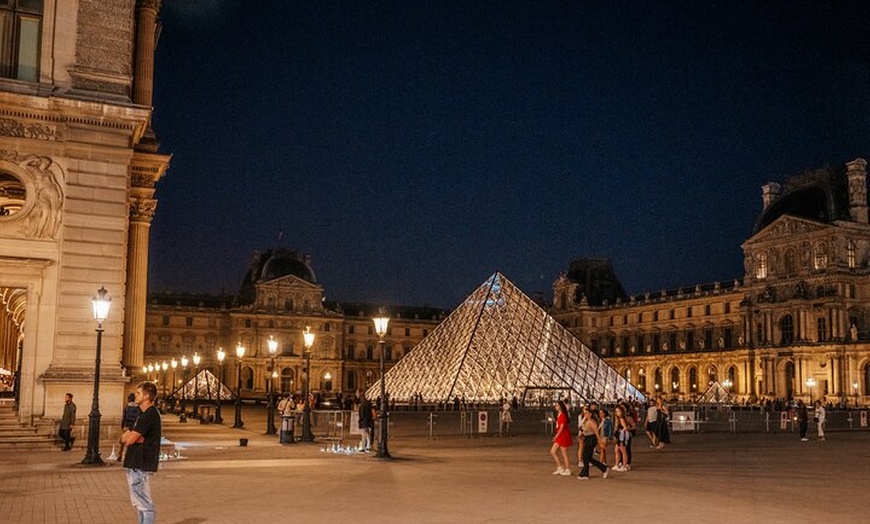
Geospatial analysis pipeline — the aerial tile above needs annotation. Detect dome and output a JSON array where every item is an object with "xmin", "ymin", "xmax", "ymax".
[
  {"xmin": 260, "ymin": 252, "xmax": 316, "ymax": 283},
  {"xmin": 753, "ymin": 165, "xmax": 854, "ymax": 234}
]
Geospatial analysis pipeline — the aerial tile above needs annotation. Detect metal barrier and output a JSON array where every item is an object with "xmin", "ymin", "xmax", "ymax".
[{"xmin": 427, "ymin": 412, "xmax": 438, "ymax": 440}]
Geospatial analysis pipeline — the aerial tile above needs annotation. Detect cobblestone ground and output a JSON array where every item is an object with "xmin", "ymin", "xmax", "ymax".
[{"xmin": 1, "ymin": 408, "xmax": 868, "ymax": 524}]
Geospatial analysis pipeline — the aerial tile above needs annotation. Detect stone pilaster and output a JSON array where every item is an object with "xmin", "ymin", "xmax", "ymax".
[{"xmin": 846, "ymin": 158, "xmax": 868, "ymax": 224}]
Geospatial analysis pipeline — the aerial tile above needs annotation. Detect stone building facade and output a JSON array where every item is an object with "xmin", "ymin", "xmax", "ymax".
[
  {"xmin": 0, "ymin": 1, "xmax": 169, "ymax": 431},
  {"xmin": 552, "ymin": 159, "xmax": 870, "ymax": 406},
  {"xmin": 143, "ymin": 249, "xmax": 446, "ymax": 400}
]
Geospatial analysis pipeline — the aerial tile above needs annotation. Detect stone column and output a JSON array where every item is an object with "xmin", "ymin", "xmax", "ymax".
[
  {"xmin": 134, "ymin": 0, "xmax": 160, "ymax": 108},
  {"xmin": 123, "ymin": 154, "xmax": 169, "ymax": 372}
]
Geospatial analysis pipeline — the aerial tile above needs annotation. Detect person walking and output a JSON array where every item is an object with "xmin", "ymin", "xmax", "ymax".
[
  {"xmin": 796, "ymin": 400, "xmax": 809, "ymax": 441},
  {"xmin": 121, "ymin": 381, "xmax": 162, "ymax": 524},
  {"xmin": 577, "ymin": 405, "xmax": 609, "ymax": 480},
  {"xmin": 813, "ymin": 400, "xmax": 826, "ymax": 441},
  {"xmin": 598, "ymin": 408, "xmax": 613, "ymax": 466},
  {"xmin": 118, "ymin": 392, "xmax": 140, "ymax": 462},
  {"xmin": 499, "ymin": 398, "xmax": 513, "ymax": 436},
  {"xmin": 357, "ymin": 394, "xmax": 375, "ymax": 452},
  {"xmin": 613, "ymin": 404, "xmax": 631, "ymax": 471},
  {"xmin": 549, "ymin": 400, "xmax": 573, "ymax": 476},
  {"xmin": 644, "ymin": 399, "xmax": 658, "ymax": 448},
  {"xmin": 59, "ymin": 393, "xmax": 76, "ymax": 451}
]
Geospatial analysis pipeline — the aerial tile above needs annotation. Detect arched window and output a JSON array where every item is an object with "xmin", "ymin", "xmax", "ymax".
[
  {"xmin": 756, "ymin": 253, "xmax": 768, "ymax": 279},
  {"xmin": 346, "ymin": 370, "xmax": 357, "ymax": 391},
  {"xmin": 785, "ymin": 361, "xmax": 796, "ymax": 399},
  {"xmin": 813, "ymin": 243, "xmax": 828, "ymax": 270},
  {"xmin": 654, "ymin": 368, "xmax": 663, "ymax": 394},
  {"xmin": 707, "ymin": 366, "xmax": 718, "ymax": 385},
  {"xmin": 670, "ymin": 367, "xmax": 680, "ymax": 392},
  {"xmin": 727, "ymin": 366, "xmax": 737, "ymax": 390},
  {"xmin": 242, "ymin": 366, "xmax": 254, "ymax": 389},
  {"xmin": 847, "ymin": 240, "xmax": 857, "ymax": 269},
  {"xmin": 321, "ymin": 371, "xmax": 333, "ymax": 391},
  {"xmin": 780, "ymin": 315, "xmax": 794, "ymax": 345},
  {"xmin": 281, "ymin": 368, "xmax": 295, "ymax": 393},
  {"xmin": 689, "ymin": 367, "xmax": 698, "ymax": 393}
]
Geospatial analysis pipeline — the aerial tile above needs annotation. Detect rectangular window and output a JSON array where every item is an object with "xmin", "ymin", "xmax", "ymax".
[
  {"xmin": 653, "ymin": 311, "xmax": 659, "ymax": 322},
  {"xmin": 609, "ymin": 316, "xmax": 614, "ymax": 327},
  {"xmin": 704, "ymin": 305, "xmax": 711, "ymax": 316},
  {"xmin": 686, "ymin": 331, "xmax": 695, "ymax": 351},
  {"xmin": 0, "ymin": 1, "xmax": 43, "ymax": 82},
  {"xmin": 621, "ymin": 336, "xmax": 630, "ymax": 353},
  {"xmin": 687, "ymin": 307, "xmax": 693, "ymax": 318},
  {"xmin": 725, "ymin": 302, "xmax": 731, "ymax": 314},
  {"xmin": 623, "ymin": 314, "xmax": 628, "ymax": 325},
  {"xmin": 704, "ymin": 329, "xmax": 713, "ymax": 350},
  {"xmin": 723, "ymin": 327, "xmax": 732, "ymax": 348},
  {"xmin": 423, "ymin": 329, "xmax": 428, "ymax": 337},
  {"xmin": 405, "ymin": 327, "xmax": 410, "ymax": 337},
  {"xmin": 653, "ymin": 333, "xmax": 661, "ymax": 352},
  {"xmin": 608, "ymin": 337, "xmax": 616, "ymax": 354},
  {"xmin": 590, "ymin": 339, "xmax": 599, "ymax": 354},
  {"xmin": 348, "ymin": 325, "xmax": 355, "ymax": 334},
  {"xmin": 817, "ymin": 318, "xmax": 827, "ymax": 342},
  {"xmin": 669, "ymin": 332, "xmax": 677, "ymax": 352},
  {"xmin": 669, "ymin": 309, "xmax": 675, "ymax": 320},
  {"xmin": 638, "ymin": 312, "xmax": 643, "ymax": 323},
  {"xmin": 244, "ymin": 318, "xmax": 252, "ymax": 328},
  {"xmin": 185, "ymin": 316, "xmax": 193, "ymax": 327},
  {"xmin": 162, "ymin": 315, "xmax": 169, "ymax": 326}
]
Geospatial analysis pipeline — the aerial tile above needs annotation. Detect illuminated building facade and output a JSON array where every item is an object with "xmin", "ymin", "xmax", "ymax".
[
  {"xmin": 552, "ymin": 158, "xmax": 870, "ymax": 405},
  {"xmin": 143, "ymin": 249, "xmax": 446, "ymax": 400},
  {"xmin": 0, "ymin": 1, "xmax": 169, "ymax": 435}
]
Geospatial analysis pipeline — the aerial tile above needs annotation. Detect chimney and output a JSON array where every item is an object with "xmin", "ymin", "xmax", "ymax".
[
  {"xmin": 846, "ymin": 158, "xmax": 868, "ymax": 223},
  {"xmin": 761, "ymin": 182, "xmax": 781, "ymax": 210}
]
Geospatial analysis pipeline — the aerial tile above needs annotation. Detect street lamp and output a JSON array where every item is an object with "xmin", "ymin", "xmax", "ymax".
[
  {"xmin": 170, "ymin": 358, "xmax": 177, "ymax": 411},
  {"xmin": 723, "ymin": 379, "xmax": 733, "ymax": 403},
  {"xmin": 161, "ymin": 361, "xmax": 168, "ymax": 400},
  {"xmin": 806, "ymin": 377, "xmax": 816, "ymax": 403},
  {"xmin": 233, "ymin": 342, "xmax": 245, "ymax": 429},
  {"xmin": 301, "ymin": 326, "xmax": 315, "ymax": 442},
  {"xmin": 82, "ymin": 286, "xmax": 111, "ymax": 465},
  {"xmin": 266, "ymin": 336, "xmax": 279, "ymax": 435},
  {"xmin": 215, "ymin": 348, "xmax": 225, "ymax": 423},
  {"xmin": 373, "ymin": 311, "xmax": 391, "ymax": 459},
  {"xmin": 192, "ymin": 352, "xmax": 201, "ymax": 419},
  {"xmin": 180, "ymin": 355, "xmax": 189, "ymax": 421}
]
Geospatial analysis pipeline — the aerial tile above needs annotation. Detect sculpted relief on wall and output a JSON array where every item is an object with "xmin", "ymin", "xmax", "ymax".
[{"xmin": 0, "ymin": 151, "xmax": 64, "ymax": 240}]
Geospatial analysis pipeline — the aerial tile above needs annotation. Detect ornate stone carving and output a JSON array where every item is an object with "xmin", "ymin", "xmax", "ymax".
[
  {"xmin": 0, "ymin": 118, "xmax": 57, "ymax": 140},
  {"xmin": 0, "ymin": 150, "xmax": 64, "ymax": 239},
  {"xmin": 129, "ymin": 197, "xmax": 157, "ymax": 223}
]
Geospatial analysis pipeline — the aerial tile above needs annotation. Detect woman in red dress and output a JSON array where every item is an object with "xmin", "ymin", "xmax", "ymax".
[{"xmin": 549, "ymin": 400, "xmax": 573, "ymax": 475}]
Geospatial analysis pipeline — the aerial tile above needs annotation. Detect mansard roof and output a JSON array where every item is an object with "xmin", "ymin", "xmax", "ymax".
[{"xmin": 753, "ymin": 163, "xmax": 858, "ymax": 234}]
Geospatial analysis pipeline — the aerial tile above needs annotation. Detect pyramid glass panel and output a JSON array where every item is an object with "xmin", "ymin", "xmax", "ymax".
[
  {"xmin": 173, "ymin": 369, "xmax": 235, "ymax": 401},
  {"xmin": 368, "ymin": 273, "xmax": 645, "ymax": 404}
]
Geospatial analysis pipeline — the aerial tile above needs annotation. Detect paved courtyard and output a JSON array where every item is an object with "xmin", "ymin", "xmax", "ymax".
[{"xmin": 1, "ymin": 408, "xmax": 868, "ymax": 524}]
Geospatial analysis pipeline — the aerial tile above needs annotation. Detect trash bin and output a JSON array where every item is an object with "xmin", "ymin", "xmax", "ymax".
[{"xmin": 280, "ymin": 415, "xmax": 296, "ymax": 444}]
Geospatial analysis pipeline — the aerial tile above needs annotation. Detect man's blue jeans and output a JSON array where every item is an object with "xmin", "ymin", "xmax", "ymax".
[{"xmin": 126, "ymin": 468, "xmax": 155, "ymax": 524}]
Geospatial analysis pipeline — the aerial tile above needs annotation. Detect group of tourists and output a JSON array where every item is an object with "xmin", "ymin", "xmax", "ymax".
[
  {"xmin": 549, "ymin": 397, "xmax": 670, "ymax": 479},
  {"xmin": 793, "ymin": 399, "xmax": 827, "ymax": 441}
]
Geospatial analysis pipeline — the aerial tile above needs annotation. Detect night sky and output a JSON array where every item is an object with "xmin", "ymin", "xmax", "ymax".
[{"xmin": 148, "ymin": 1, "xmax": 870, "ymax": 309}]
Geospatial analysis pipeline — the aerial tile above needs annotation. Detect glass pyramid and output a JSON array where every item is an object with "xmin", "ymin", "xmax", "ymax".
[
  {"xmin": 368, "ymin": 273, "xmax": 645, "ymax": 405},
  {"xmin": 172, "ymin": 369, "xmax": 235, "ymax": 401}
]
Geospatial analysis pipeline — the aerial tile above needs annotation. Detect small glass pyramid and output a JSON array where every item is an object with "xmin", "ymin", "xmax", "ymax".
[{"xmin": 368, "ymin": 273, "xmax": 645, "ymax": 405}]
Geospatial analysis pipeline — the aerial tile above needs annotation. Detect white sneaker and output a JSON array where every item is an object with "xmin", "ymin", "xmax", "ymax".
[
  {"xmin": 577, "ymin": 476, "xmax": 589, "ymax": 480},
  {"xmin": 560, "ymin": 468, "xmax": 572, "ymax": 476},
  {"xmin": 553, "ymin": 468, "xmax": 564, "ymax": 475},
  {"xmin": 800, "ymin": 438, "xmax": 809, "ymax": 442},
  {"xmin": 602, "ymin": 467, "xmax": 610, "ymax": 479},
  {"xmin": 613, "ymin": 465, "xmax": 623, "ymax": 472},
  {"xmin": 624, "ymin": 464, "xmax": 631, "ymax": 471}
]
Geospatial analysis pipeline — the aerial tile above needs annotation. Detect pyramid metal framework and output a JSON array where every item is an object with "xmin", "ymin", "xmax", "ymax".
[
  {"xmin": 367, "ymin": 273, "xmax": 645, "ymax": 404},
  {"xmin": 171, "ymin": 369, "xmax": 235, "ymax": 401}
]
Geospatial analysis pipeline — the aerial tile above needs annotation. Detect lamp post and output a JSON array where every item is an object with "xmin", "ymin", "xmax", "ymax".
[
  {"xmin": 373, "ymin": 311, "xmax": 391, "ymax": 459},
  {"xmin": 180, "ymin": 355, "xmax": 189, "ymax": 421},
  {"xmin": 722, "ymin": 379, "xmax": 733, "ymax": 403},
  {"xmin": 82, "ymin": 286, "xmax": 111, "ymax": 465},
  {"xmin": 215, "ymin": 348, "xmax": 225, "ymax": 424},
  {"xmin": 806, "ymin": 377, "xmax": 816, "ymax": 403},
  {"xmin": 170, "ymin": 358, "xmax": 178, "ymax": 412},
  {"xmin": 161, "ymin": 361, "xmax": 168, "ymax": 400},
  {"xmin": 301, "ymin": 326, "xmax": 315, "ymax": 442},
  {"xmin": 192, "ymin": 352, "xmax": 201, "ymax": 419},
  {"xmin": 233, "ymin": 342, "xmax": 245, "ymax": 429},
  {"xmin": 266, "ymin": 335, "xmax": 279, "ymax": 435}
]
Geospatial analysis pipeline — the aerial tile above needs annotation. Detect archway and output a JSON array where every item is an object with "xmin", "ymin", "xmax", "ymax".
[{"xmin": 0, "ymin": 287, "xmax": 25, "ymax": 401}]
